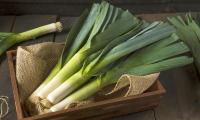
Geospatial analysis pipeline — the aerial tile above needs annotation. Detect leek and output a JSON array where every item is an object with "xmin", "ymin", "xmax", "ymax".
[
  {"xmin": 37, "ymin": 1, "xmax": 141, "ymax": 99},
  {"xmin": 168, "ymin": 13, "xmax": 200, "ymax": 74},
  {"xmin": 50, "ymin": 34, "xmax": 193, "ymax": 111},
  {"xmin": 0, "ymin": 22, "xmax": 62, "ymax": 56},
  {"xmin": 47, "ymin": 22, "xmax": 176, "ymax": 104}
]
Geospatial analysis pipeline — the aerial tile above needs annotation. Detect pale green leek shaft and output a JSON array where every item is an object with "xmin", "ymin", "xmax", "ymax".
[{"xmin": 0, "ymin": 22, "xmax": 62, "ymax": 56}]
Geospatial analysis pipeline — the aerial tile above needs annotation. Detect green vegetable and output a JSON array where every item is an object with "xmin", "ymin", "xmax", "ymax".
[
  {"xmin": 168, "ymin": 13, "xmax": 200, "ymax": 74},
  {"xmin": 50, "ymin": 34, "xmax": 193, "ymax": 111},
  {"xmin": 47, "ymin": 21, "xmax": 176, "ymax": 104},
  {"xmin": 0, "ymin": 22, "xmax": 62, "ymax": 56}
]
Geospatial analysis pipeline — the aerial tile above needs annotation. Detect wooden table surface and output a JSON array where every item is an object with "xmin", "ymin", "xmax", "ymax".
[{"xmin": 0, "ymin": 13, "xmax": 200, "ymax": 120}]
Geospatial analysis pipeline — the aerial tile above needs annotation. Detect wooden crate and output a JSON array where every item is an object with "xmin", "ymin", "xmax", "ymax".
[{"xmin": 7, "ymin": 50, "xmax": 166, "ymax": 120}]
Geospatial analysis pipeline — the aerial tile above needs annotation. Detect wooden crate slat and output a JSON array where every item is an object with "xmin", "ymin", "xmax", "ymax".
[{"xmin": 0, "ymin": 16, "xmax": 17, "ymax": 120}]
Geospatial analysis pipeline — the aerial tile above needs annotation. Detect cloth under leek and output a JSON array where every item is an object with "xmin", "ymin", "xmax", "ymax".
[
  {"xmin": 16, "ymin": 42, "xmax": 64, "ymax": 102},
  {"xmin": 15, "ymin": 42, "xmax": 159, "ymax": 115}
]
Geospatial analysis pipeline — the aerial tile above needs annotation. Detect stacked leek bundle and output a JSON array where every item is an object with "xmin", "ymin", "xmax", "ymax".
[
  {"xmin": 27, "ymin": 1, "xmax": 193, "ymax": 113},
  {"xmin": 168, "ymin": 13, "xmax": 200, "ymax": 74}
]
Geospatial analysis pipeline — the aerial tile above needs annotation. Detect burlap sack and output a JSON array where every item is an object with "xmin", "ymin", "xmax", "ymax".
[
  {"xmin": 106, "ymin": 73, "xmax": 160, "ymax": 96},
  {"xmin": 16, "ymin": 42, "xmax": 64, "ymax": 102}
]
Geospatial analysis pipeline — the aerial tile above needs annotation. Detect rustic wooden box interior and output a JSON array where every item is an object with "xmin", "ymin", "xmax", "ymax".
[{"xmin": 7, "ymin": 50, "xmax": 166, "ymax": 120}]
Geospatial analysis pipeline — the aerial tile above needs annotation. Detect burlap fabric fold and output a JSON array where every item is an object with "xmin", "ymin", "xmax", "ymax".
[
  {"xmin": 15, "ymin": 42, "xmax": 159, "ymax": 115},
  {"xmin": 63, "ymin": 73, "xmax": 160, "ymax": 110},
  {"xmin": 16, "ymin": 42, "xmax": 64, "ymax": 102}
]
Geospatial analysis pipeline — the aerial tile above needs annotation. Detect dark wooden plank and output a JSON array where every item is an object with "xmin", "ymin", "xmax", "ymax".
[
  {"xmin": 0, "ymin": 3, "xmax": 88, "ymax": 16},
  {"xmin": 171, "ymin": 66, "xmax": 200, "ymax": 120},
  {"xmin": 0, "ymin": 3, "xmax": 175, "ymax": 16},
  {"xmin": 0, "ymin": 16, "xmax": 17, "ymax": 120},
  {"xmin": 173, "ymin": 3, "xmax": 200, "ymax": 12},
  {"xmin": 155, "ymin": 70, "xmax": 183, "ymax": 120},
  {"xmin": 55, "ymin": 17, "xmax": 76, "ymax": 43},
  {"xmin": 112, "ymin": 110, "xmax": 155, "ymax": 120},
  {"xmin": 12, "ymin": 15, "xmax": 57, "ymax": 45},
  {"xmin": 0, "ymin": 16, "xmax": 15, "ymax": 32},
  {"xmin": 172, "ymin": 0, "xmax": 200, "ymax": 3},
  {"xmin": 0, "ymin": 0, "xmax": 170, "ymax": 4},
  {"xmin": 137, "ymin": 13, "xmax": 176, "ymax": 21},
  {"xmin": 155, "ymin": 65, "xmax": 200, "ymax": 120}
]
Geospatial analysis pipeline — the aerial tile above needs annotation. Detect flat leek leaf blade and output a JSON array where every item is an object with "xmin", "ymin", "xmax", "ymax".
[
  {"xmin": 60, "ymin": 9, "xmax": 89, "ymax": 66},
  {"xmin": 100, "ymin": 4, "xmax": 114, "ymax": 31},
  {"xmin": 65, "ymin": 4, "xmax": 100, "ymax": 62},
  {"xmin": 84, "ymin": 1, "xmax": 109, "ymax": 49},
  {"xmin": 124, "ymin": 42, "xmax": 189, "ymax": 69},
  {"xmin": 87, "ymin": 13, "xmax": 140, "ymax": 54},
  {"xmin": 102, "ymin": 22, "xmax": 175, "ymax": 64},
  {"xmin": 83, "ymin": 21, "xmax": 143, "ymax": 74},
  {"xmin": 126, "ymin": 56, "xmax": 193, "ymax": 76}
]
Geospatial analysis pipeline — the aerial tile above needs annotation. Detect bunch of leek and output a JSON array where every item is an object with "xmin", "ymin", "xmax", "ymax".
[
  {"xmin": 46, "ymin": 21, "xmax": 176, "ymax": 104},
  {"xmin": 51, "ymin": 33, "xmax": 193, "ymax": 111},
  {"xmin": 168, "ymin": 13, "xmax": 200, "ymax": 74},
  {"xmin": 33, "ymin": 1, "xmax": 142, "ymax": 99},
  {"xmin": 0, "ymin": 22, "xmax": 62, "ymax": 56},
  {"xmin": 27, "ymin": 1, "xmax": 194, "ymax": 114}
]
